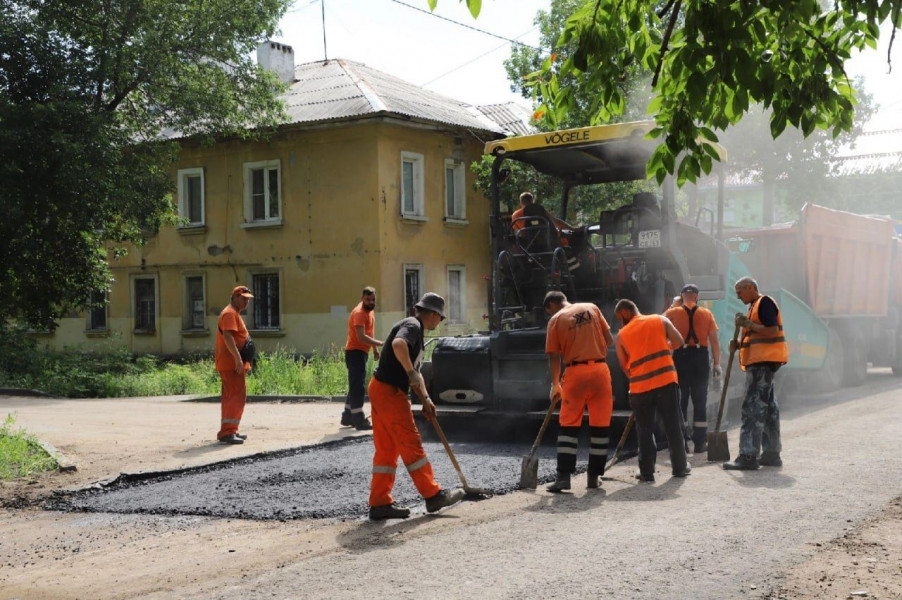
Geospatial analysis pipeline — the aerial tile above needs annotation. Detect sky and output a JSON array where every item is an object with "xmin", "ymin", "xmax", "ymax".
[{"xmin": 276, "ymin": 1, "xmax": 901, "ymax": 130}]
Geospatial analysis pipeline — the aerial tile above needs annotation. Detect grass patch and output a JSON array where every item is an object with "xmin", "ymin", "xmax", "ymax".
[
  {"xmin": 0, "ymin": 414, "xmax": 58, "ymax": 480},
  {"xmin": 0, "ymin": 327, "xmax": 374, "ymax": 398}
]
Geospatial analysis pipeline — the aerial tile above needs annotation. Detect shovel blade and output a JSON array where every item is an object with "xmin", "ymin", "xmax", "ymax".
[
  {"xmin": 520, "ymin": 455, "xmax": 539, "ymax": 489},
  {"xmin": 706, "ymin": 431, "xmax": 730, "ymax": 463}
]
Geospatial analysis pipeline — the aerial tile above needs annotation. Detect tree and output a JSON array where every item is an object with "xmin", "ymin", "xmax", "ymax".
[
  {"xmin": 439, "ymin": 0, "xmax": 901, "ymax": 186},
  {"xmin": 0, "ymin": 0, "xmax": 289, "ymax": 329}
]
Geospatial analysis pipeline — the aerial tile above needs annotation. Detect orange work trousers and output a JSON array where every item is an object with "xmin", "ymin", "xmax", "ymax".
[
  {"xmin": 368, "ymin": 377, "xmax": 442, "ymax": 507},
  {"xmin": 559, "ymin": 362, "xmax": 613, "ymax": 427},
  {"xmin": 217, "ymin": 368, "xmax": 247, "ymax": 439}
]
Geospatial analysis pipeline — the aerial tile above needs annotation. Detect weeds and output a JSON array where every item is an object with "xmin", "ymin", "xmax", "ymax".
[{"xmin": 0, "ymin": 414, "xmax": 58, "ymax": 480}]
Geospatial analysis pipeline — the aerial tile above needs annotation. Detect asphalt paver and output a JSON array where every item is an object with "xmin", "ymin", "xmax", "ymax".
[{"xmin": 52, "ymin": 437, "xmax": 577, "ymax": 520}]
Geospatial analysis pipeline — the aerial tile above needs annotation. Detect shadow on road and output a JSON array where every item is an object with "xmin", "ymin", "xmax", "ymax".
[
  {"xmin": 336, "ymin": 512, "xmax": 460, "ymax": 554},
  {"xmin": 523, "ymin": 485, "xmax": 608, "ymax": 514},
  {"xmin": 173, "ymin": 441, "xmax": 237, "ymax": 458},
  {"xmin": 725, "ymin": 468, "xmax": 796, "ymax": 489}
]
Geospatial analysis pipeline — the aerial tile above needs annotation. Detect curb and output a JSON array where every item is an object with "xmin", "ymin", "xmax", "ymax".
[
  {"xmin": 33, "ymin": 438, "xmax": 77, "ymax": 473},
  {"xmin": 184, "ymin": 395, "xmax": 365, "ymax": 404},
  {"xmin": 0, "ymin": 388, "xmax": 60, "ymax": 398}
]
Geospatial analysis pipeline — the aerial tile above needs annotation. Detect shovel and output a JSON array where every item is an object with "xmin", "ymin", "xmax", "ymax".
[
  {"xmin": 605, "ymin": 412, "xmax": 635, "ymax": 470},
  {"xmin": 519, "ymin": 402, "xmax": 556, "ymax": 490},
  {"xmin": 414, "ymin": 386, "xmax": 494, "ymax": 499},
  {"xmin": 707, "ymin": 324, "xmax": 741, "ymax": 462}
]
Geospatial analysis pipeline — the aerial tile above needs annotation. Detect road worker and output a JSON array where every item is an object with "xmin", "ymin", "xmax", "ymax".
[
  {"xmin": 543, "ymin": 290, "xmax": 615, "ymax": 492},
  {"xmin": 614, "ymin": 298, "xmax": 691, "ymax": 482},
  {"xmin": 724, "ymin": 277, "xmax": 788, "ymax": 470},
  {"xmin": 664, "ymin": 283, "xmax": 722, "ymax": 453},
  {"xmin": 214, "ymin": 285, "xmax": 253, "ymax": 445},
  {"xmin": 341, "ymin": 286, "xmax": 383, "ymax": 430},
  {"xmin": 367, "ymin": 292, "xmax": 464, "ymax": 519}
]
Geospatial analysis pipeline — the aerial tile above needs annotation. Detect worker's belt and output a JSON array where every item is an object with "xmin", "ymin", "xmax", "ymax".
[
  {"xmin": 676, "ymin": 345, "xmax": 708, "ymax": 350},
  {"xmin": 566, "ymin": 358, "xmax": 606, "ymax": 367}
]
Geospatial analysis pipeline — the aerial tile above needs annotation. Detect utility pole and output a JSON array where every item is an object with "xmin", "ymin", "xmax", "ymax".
[{"xmin": 321, "ymin": 0, "xmax": 328, "ymax": 62}]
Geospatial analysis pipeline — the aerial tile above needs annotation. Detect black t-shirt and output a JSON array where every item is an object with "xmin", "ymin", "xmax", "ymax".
[
  {"xmin": 756, "ymin": 296, "xmax": 779, "ymax": 327},
  {"xmin": 373, "ymin": 316, "xmax": 424, "ymax": 392}
]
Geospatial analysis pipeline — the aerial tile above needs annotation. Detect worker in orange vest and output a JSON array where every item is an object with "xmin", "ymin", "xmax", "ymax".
[
  {"xmin": 664, "ymin": 283, "xmax": 722, "ymax": 453},
  {"xmin": 614, "ymin": 298, "xmax": 691, "ymax": 482},
  {"xmin": 214, "ymin": 285, "xmax": 254, "ymax": 445},
  {"xmin": 543, "ymin": 290, "xmax": 615, "ymax": 492},
  {"xmin": 724, "ymin": 277, "xmax": 789, "ymax": 471},
  {"xmin": 367, "ymin": 293, "xmax": 464, "ymax": 519}
]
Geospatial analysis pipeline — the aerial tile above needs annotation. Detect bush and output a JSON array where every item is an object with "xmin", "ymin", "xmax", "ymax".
[{"xmin": 0, "ymin": 414, "xmax": 58, "ymax": 480}]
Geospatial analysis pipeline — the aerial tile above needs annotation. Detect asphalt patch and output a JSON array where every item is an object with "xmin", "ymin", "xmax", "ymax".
[{"xmin": 48, "ymin": 437, "xmax": 586, "ymax": 521}]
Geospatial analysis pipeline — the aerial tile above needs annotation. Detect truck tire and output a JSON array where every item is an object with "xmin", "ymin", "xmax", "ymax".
[{"xmin": 841, "ymin": 330, "xmax": 868, "ymax": 387}]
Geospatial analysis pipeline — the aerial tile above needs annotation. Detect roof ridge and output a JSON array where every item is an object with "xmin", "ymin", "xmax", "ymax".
[{"xmin": 336, "ymin": 59, "xmax": 387, "ymax": 113}]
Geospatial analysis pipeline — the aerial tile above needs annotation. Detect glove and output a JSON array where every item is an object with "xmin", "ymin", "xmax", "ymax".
[
  {"xmin": 735, "ymin": 313, "xmax": 753, "ymax": 328},
  {"xmin": 407, "ymin": 369, "xmax": 424, "ymax": 391},
  {"xmin": 713, "ymin": 365, "xmax": 723, "ymax": 378}
]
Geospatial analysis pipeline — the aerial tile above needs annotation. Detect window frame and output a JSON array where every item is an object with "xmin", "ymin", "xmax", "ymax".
[
  {"xmin": 400, "ymin": 151, "xmax": 425, "ymax": 220},
  {"xmin": 403, "ymin": 263, "xmax": 425, "ymax": 317},
  {"xmin": 443, "ymin": 158, "xmax": 467, "ymax": 222},
  {"xmin": 243, "ymin": 160, "xmax": 282, "ymax": 226},
  {"xmin": 249, "ymin": 270, "xmax": 282, "ymax": 331},
  {"xmin": 182, "ymin": 272, "xmax": 207, "ymax": 332},
  {"xmin": 131, "ymin": 274, "xmax": 158, "ymax": 334},
  {"xmin": 446, "ymin": 265, "xmax": 467, "ymax": 324},
  {"xmin": 86, "ymin": 289, "xmax": 108, "ymax": 332},
  {"xmin": 177, "ymin": 167, "xmax": 205, "ymax": 227}
]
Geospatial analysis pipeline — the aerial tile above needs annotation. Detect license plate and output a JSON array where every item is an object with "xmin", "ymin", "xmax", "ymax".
[{"xmin": 638, "ymin": 230, "xmax": 661, "ymax": 248}]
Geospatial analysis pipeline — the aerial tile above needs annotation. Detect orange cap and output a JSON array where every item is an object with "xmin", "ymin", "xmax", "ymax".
[{"xmin": 232, "ymin": 286, "xmax": 254, "ymax": 298}]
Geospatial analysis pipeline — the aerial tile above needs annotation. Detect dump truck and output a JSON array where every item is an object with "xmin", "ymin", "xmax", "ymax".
[
  {"xmin": 725, "ymin": 203, "xmax": 902, "ymax": 387},
  {"xmin": 424, "ymin": 121, "xmax": 833, "ymax": 420}
]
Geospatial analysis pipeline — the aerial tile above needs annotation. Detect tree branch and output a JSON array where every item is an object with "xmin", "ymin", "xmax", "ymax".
[
  {"xmin": 657, "ymin": 0, "xmax": 677, "ymax": 19},
  {"xmin": 651, "ymin": 0, "xmax": 682, "ymax": 88}
]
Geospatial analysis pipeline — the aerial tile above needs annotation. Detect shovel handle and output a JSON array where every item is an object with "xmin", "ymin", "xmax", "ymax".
[
  {"xmin": 606, "ymin": 412, "xmax": 635, "ymax": 470},
  {"xmin": 412, "ymin": 384, "xmax": 470, "ymax": 490},
  {"xmin": 527, "ymin": 402, "xmax": 556, "ymax": 460},
  {"xmin": 714, "ymin": 324, "xmax": 741, "ymax": 433}
]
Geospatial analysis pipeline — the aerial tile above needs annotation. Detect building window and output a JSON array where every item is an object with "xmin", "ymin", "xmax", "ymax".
[
  {"xmin": 447, "ymin": 265, "xmax": 466, "ymax": 324},
  {"xmin": 132, "ymin": 276, "xmax": 157, "ymax": 333},
  {"xmin": 177, "ymin": 168, "xmax": 205, "ymax": 226},
  {"xmin": 403, "ymin": 264, "xmax": 425, "ymax": 317},
  {"xmin": 400, "ymin": 152, "xmax": 425, "ymax": 218},
  {"xmin": 444, "ymin": 159, "xmax": 466, "ymax": 220},
  {"xmin": 87, "ymin": 289, "xmax": 107, "ymax": 331},
  {"xmin": 251, "ymin": 272, "xmax": 280, "ymax": 329},
  {"xmin": 243, "ymin": 160, "xmax": 281, "ymax": 223},
  {"xmin": 184, "ymin": 275, "xmax": 206, "ymax": 330}
]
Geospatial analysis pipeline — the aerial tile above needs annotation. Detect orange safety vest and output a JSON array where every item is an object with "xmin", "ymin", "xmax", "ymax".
[
  {"xmin": 618, "ymin": 314, "xmax": 678, "ymax": 394},
  {"xmin": 738, "ymin": 295, "xmax": 789, "ymax": 370}
]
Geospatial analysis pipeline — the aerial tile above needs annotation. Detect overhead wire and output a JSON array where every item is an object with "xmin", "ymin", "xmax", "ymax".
[
  {"xmin": 420, "ymin": 25, "xmax": 538, "ymax": 87},
  {"xmin": 390, "ymin": 0, "xmax": 539, "ymax": 49}
]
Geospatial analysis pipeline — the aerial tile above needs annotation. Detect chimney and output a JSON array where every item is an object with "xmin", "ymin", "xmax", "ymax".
[{"xmin": 256, "ymin": 41, "xmax": 295, "ymax": 85}]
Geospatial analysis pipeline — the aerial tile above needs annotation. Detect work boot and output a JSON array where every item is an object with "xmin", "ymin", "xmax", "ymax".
[
  {"xmin": 368, "ymin": 504, "xmax": 411, "ymax": 520},
  {"xmin": 425, "ymin": 488, "xmax": 465, "ymax": 513},
  {"xmin": 672, "ymin": 464, "xmax": 692, "ymax": 478},
  {"xmin": 759, "ymin": 451, "xmax": 783, "ymax": 467},
  {"xmin": 235, "ymin": 432, "xmax": 247, "ymax": 441},
  {"xmin": 353, "ymin": 416, "xmax": 373, "ymax": 431},
  {"xmin": 723, "ymin": 454, "xmax": 760, "ymax": 470},
  {"xmin": 340, "ymin": 411, "xmax": 353, "ymax": 427},
  {"xmin": 635, "ymin": 472, "xmax": 655, "ymax": 483},
  {"xmin": 586, "ymin": 470, "xmax": 601, "ymax": 489},
  {"xmin": 546, "ymin": 471, "xmax": 571, "ymax": 493},
  {"xmin": 218, "ymin": 434, "xmax": 244, "ymax": 445},
  {"xmin": 694, "ymin": 440, "xmax": 707, "ymax": 454}
]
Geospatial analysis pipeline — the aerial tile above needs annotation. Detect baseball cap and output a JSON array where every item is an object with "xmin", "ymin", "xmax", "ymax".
[
  {"xmin": 680, "ymin": 283, "xmax": 699, "ymax": 294},
  {"xmin": 232, "ymin": 285, "xmax": 254, "ymax": 298}
]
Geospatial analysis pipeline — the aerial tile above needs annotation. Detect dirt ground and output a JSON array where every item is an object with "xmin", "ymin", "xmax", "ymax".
[{"xmin": 1, "ymin": 374, "xmax": 901, "ymax": 599}]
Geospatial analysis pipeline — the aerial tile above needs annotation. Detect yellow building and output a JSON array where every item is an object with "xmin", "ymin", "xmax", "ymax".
[{"xmin": 48, "ymin": 46, "xmax": 507, "ymax": 355}]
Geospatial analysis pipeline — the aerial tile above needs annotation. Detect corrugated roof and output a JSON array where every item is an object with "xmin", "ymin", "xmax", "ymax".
[
  {"xmin": 832, "ymin": 127, "xmax": 902, "ymax": 175},
  {"xmin": 475, "ymin": 102, "xmax": 537, "ymax": 136},
  {"xmin": 283, "ymin": 59, "xmax": 504, "ymax": 134}
]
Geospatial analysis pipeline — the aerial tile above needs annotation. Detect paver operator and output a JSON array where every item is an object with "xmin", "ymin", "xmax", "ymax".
[
  {"xmin": 614, "ymin": 299, "xmax": 691, "ymax": 482},
  {"xmin": 366, "ymin": 292, "xmax": 464, "ymax": 520},
  {"xmin": 724, "ymin": 276, "xmax": 788, "ymax": 471},
  {"xmin": 664, "ymin": 283, "xmax": 722, "ymax": 453},
  {"xmin": 341, "ymin": 286, "xmax": 383, "ymax": 431},
  {"xmin": 543, "ymin": 291, "xmax": 615, "ymax": 492},
  {"xmin": 214, "ymin": 285, "xmax": 254, "ymax": 445}
]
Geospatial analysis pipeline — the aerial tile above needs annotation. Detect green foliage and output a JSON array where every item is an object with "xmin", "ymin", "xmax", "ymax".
[
  {"xmin": 0, "ymin": 414, "xmax": 58, "ymax": 480},
  {"xmin": 0, "ymin": 0, "xmax": 290, "ymax": 329},
  {"xmin": 443, "ymin": 0, "xmax": 901, "ymax": 185}
]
